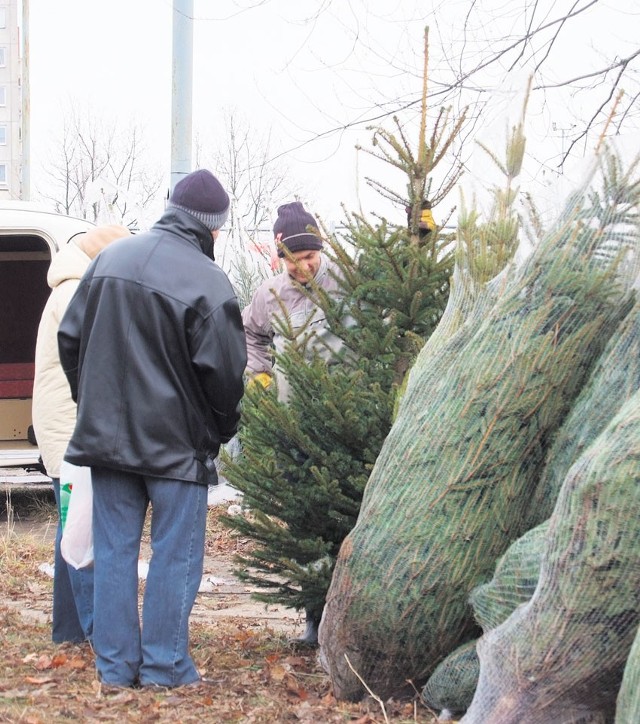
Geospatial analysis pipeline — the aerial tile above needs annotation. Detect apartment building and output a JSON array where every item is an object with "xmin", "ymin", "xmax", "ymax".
[{"xmin": 0, "ymin": 0, "xmax": 22, "ymax": 199}]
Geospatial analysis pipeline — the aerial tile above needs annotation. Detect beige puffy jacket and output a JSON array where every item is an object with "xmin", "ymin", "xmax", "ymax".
[{"xmin": 32, "ymin": 224, "xmax": 130, "ymax": 477}]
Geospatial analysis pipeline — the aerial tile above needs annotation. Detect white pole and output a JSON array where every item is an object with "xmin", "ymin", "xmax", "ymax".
[{"xmin": 170, "ymin": 0, "xmax": 193, "ymax": 195}]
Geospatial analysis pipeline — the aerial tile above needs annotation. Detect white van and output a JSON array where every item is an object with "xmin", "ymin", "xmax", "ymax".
[{"xmin": 0, "ymin": 201, "xmax": 94, "ymax": 473}]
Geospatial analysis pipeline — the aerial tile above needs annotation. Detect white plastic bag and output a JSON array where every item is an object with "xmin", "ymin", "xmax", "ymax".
[{"xmin": 59, "ymin": 461, "xmax": 94, "ymax": 569}]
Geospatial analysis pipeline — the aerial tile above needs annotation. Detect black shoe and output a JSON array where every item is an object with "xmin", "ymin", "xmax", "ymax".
[{"xmin": 290, "ymin": 610, "xmax": 321, "ymax": 647}]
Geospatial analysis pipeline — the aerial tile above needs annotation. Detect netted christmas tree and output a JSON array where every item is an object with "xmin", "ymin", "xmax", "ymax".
[
  {"xmin": 319, "ymin": 135, "xmax": 640, "ymax": 702},
  {"xmin": 221, "ymin": 29, "xmax": 461, "ymax": 628}
]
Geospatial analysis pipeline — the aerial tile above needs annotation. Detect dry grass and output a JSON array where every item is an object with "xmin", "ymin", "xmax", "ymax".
[{"xmin": 0, "ymin": 489, "xmax": 439, "ymax": 723}]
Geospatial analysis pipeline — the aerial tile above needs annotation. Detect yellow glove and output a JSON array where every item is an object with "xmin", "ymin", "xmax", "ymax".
[
  {"xmin": 420, "ymin": 208, "xmax": 436, "ymax": 232},
  {"xmin": 247, "ymin": 372, "xmax": 273, "ymax": 391}
]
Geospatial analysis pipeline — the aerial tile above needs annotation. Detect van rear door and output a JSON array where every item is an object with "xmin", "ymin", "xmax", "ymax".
[{"xmin": 0, "ymin": 204, "xmax": 94, "ymax": 477}]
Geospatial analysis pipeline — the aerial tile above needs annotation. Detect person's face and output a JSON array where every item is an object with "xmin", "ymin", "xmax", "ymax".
[
  {"xmin": 211, "ymin": 229, "xmax": 220, "ymax": 241},
  {"xmin": 283, "ymin": 248, "xmax": 321, "ymax": 284}
]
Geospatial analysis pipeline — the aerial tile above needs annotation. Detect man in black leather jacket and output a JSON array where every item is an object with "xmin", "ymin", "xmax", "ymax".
[{"xmin": 58, "ymin": 169, "xmax": 246, "ymax": 690}]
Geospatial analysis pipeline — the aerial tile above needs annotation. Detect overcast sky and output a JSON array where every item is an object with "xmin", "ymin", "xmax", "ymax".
[{"xmin": 24, "ymin": 0, "xmax": 640, "ymax": 227}]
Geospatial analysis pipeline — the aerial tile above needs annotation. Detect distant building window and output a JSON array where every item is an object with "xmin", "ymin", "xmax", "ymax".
[
  {"xmin": 0, "ymin": 48, "xmax": 5, "ymax": 67},
  {"xmin": 0, "ymin": 164, "xmax": 7, "ymax": 185},
  {"xmin": 0, "ymin": 126, "xmax": 6, "ymax": 145},
  {"xmin": 0, "ymin": 87, "xmax": 6, "ymax": 106},
  {"xmin": 0, "ymin": 10, "xmax": 6, "ymax": 29}
]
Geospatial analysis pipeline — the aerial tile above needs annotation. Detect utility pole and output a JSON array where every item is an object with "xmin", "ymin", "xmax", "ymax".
[{"xmin": 170, "ymin": 0, "xmax": 193, "ymax": 195}]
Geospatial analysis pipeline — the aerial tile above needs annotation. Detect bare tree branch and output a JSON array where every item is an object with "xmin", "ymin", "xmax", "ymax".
[{"xmin": 38, "ymin": 104, "xmax": 163, "ymax": 227}]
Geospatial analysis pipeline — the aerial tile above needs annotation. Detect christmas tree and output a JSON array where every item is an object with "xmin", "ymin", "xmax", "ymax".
[{"xmin": 221, "ymin": 28, "xmax": 461, "ymax": 630}]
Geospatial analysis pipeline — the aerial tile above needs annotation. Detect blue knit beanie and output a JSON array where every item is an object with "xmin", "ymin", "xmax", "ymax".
[
  {"xmin": 168, "ymin": 169, "xmax": 230, "ymax": 231},
  {"xmin": 273, "ymin": 201, "xmax": 322, "ymax": 257}
]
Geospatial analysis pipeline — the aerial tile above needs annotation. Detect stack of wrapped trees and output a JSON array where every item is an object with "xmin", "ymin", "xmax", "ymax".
[
  {"xmin": 422, "ymin": 521, "xmax": 549, "ymax": 715},
  {"xmin": 463, "ymin": 386, "xmax": 640, "ymax": 722},
  {"xmin": 423, "ymin": 283, "xmax": 640, "ymax": 717},
  {"xmin": 319, "ymin": 145, "xmax": 640, "ymax": 707}
]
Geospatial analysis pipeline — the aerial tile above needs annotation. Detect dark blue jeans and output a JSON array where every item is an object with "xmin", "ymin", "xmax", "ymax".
[
  {"xmin": 91, "ymin": 467, "xmax": 208, "ymax": 687},
  {"xmin": 52, "ymin": 477, "xmax": 94, "ymax": 644}
]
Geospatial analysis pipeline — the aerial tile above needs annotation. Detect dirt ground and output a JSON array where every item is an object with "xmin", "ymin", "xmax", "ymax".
[
  {"xmin": 0, "ymin": 484, "xmax": 305, "ymax": 638},
  {"xmin": 0, "ymin": 484, "xmax": 440, "ymax": 723}
]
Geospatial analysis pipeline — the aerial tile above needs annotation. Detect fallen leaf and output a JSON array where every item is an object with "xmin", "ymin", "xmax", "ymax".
[
  {"xmin": 283, "ymin": 655, "xmax": 307, "ymax": 666},
  {"xmin": 51, "ymin": 653, "xmax": 68, "ymax": 668},
  {"xmin": 34, "ymin": 655, "xmax": 52, "ymax": 670},
  {"xmin": 283, "ymin": 672, "xmax": 308, "ymax": 699},
  {"xmin": 67, "ymin": 656, "xmax": 88, "ymax": 670},
  {"xmin": 269, "ymin": 664, "xmax": 287, "ymax": 681},
  {"xmin": 25, "ymin": 676, "xmax": 55, "ymax": 684},
  {"xmin": 1, "ymin": 687, "xmax": 31, "ymax": 698}
]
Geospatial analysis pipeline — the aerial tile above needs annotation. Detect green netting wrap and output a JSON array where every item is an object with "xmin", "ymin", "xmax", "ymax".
[
  {"xmin": 423, "ymin": 293, "xmax": 640, "ymax": 716},
  {"xmin": 532, "ymin": 294, "xmax": 640, "ymax": 508},
  {"xmin": 421, "ymin": 520, "xmax": 548, "ymax": 713},
  {"xmin": 319, "ymin": 146, "xmax": 640, "ymax": 701},
  {"xmin": 418, "ymin": 251, "xmax": 513, "ymax": 361},
  {"xmin": 470, "ymin": 520, "xmax": 548, "ymax": 632},
  {"xmin": 421, "ymin": 640, "xmax": 480, "ymax": 714},
  {"xmin": 461, "ymin": 388, "xmax": 640, "ymax": 723},
  {"xmin": 615, "ymin": 624, "xmax": 640, "ymax": 723}
]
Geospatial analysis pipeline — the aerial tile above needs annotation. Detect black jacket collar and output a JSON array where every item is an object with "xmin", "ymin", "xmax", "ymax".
[{"xmin": 153, "ymin": 206, "xmax": 216, "ymax": 260}]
